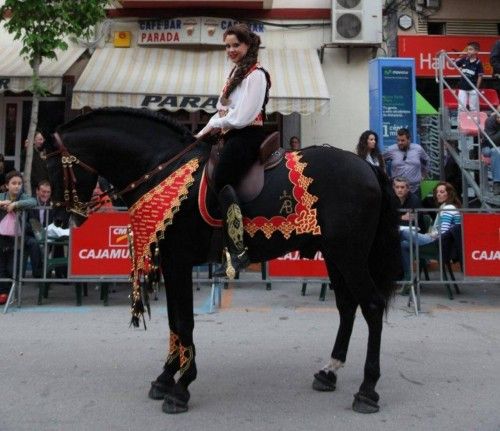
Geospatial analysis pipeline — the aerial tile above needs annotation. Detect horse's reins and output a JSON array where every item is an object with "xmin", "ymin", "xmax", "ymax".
[{"xmin": 47, "ymin": 132, "xmax": 203, "ymax": 217}]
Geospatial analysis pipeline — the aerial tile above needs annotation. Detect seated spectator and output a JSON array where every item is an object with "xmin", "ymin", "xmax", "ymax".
[
  {"xmin": 480, "ymin": 106, "xmax": 500, "ymax": 195},
  {"xmin": 289, "ymin": 136, "xmax": 301, "ymax": 151},
  {"xmin": 399, "ymin": 181, "xmax": 461, "ymax": 279},
  {"xmin": 0, "ymin": 171, "xmax": 36, "ymax": 304},
  {"xmin": 24, "ymin": 180, "xmax": 52, "ymax": 278},
  {"xmin": 356, "ymin": 130, "xmax": 385, "ymax": 171},
  {"xmin": 392, "ymin": 176, "xmax": 424, "ymax": 232}
]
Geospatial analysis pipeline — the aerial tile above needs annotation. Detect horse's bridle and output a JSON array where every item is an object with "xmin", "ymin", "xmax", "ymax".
[{"xmin": 46, "ymin": 132, "xmax": 203, "ymax": 218}]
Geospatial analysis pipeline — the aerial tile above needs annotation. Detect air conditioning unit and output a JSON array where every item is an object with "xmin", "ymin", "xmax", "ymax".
[{"xmin": 331, "ymin": 0, "xmax": 383, "ymax": 45}]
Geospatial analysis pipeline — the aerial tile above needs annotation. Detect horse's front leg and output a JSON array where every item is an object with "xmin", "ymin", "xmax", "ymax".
[
  {"xmin": 148, "ymin": 284, "xmax": 181, "ymax": 400},
  {"xmin": 160, "ymin": 260, "xmax": 197, "ymax": 414}
]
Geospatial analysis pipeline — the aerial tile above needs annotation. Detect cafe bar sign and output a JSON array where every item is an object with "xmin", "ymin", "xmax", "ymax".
[{"xmin": 138, "ymin": 17, "xmax": 264, "ymax": 46}]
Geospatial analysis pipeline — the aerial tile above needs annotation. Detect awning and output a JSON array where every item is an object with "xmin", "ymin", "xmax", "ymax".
[
  {"xmin": 0, "ymin": 37, "xmax": 86, "ymax": 95},
  {"xmin": 72, "ymin": 46, "xmax": 330, "ymax": 115}
]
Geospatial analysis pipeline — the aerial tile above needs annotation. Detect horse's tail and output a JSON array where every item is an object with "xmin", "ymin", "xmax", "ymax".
[{"xmin": 369, "ymin": 167, "xmax": 402, "ymax": 308}]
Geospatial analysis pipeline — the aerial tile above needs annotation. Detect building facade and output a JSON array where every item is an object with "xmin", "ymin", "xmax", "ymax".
[{"xmin": 1, "ymin": 0, "xmax": 499, "ymax": 173}]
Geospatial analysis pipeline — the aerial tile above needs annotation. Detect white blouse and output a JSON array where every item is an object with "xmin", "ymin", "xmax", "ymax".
[
  {"xmin": 366, "ymin": 153, "xmax": 380, "ymax": 166},
  {"xmin": 197, "ymin": 68, "xmax": 267, "ymax": 136}
]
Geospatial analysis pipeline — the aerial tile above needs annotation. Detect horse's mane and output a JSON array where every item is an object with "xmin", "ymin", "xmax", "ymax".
[{"xmin": 57, "ymin": 107, "xmax": 192, "ymax": 137}]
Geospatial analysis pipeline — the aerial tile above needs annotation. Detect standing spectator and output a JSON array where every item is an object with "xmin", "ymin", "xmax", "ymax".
[
  {"xmin": 289, "ymin": 136, "xmax": 301, "ymax": 150},
  {"xmin": 25, "ymin": 131, "xmax": 50, "ymax": 193},
  {"xmin": 356, "ymin": 130, "xmax": 385, "ymax": 171},
  {"xmin": 392, "ymin": 176, "xmax": 424, "ymax": 232},
  {"xmin": 0, "ymin": 171, "xmax": 36, "ymax": 305},
  {"xmin": 481, "ymin": 105, "xmax": 500, "ymax": 194},
  {"xmin": 383, "ymin": 128, "xmax": 429, "ymax": 195},
  {"xmin": 454, "ymin": 42, "xmax": 484, "ymax": 112},
  {"xmin": 490, "ymin": 39, "xmax": 500, "ymax": 79},
  {"xmin": 25, "ymin": 180, "xmax": 53, "ymax": 278}
]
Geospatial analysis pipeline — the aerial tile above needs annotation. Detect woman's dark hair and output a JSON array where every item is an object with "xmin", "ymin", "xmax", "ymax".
[
  {"xmin": 222, "ymin": 23, "xmax": 261, "ymax": 100},
  {"xmin": 356, "ymin": 130, "xmax": 385, "ymax": 168},
  {"xmin": 433, "ymin": 181, "xmax": 462, "ymax": 207},
  {"xmin": 5, "ymin": 170, "xmax": 23, "ymax": 184}
]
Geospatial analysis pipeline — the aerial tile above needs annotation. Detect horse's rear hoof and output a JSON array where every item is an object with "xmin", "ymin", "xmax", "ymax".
[
  {"xmin": 149, "ymin": 380, "xmax": 172, "ymax": 400},
  {"xmin": 312, "ymin": 370, "xmax": 336, "ymax": 392},
  {"xmin": 162, "ymin": 394, "xmax": 189, "ymax": 414},
  {"xmin": 352, "ymin": 392, "xmax": 380, "ymax": 414}
]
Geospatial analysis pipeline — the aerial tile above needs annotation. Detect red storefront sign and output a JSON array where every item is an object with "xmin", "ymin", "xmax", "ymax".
[
  {"xmin": 268, "ymin": 251, "xmax": 328, "ymax": 278},
  {"xmin": 398, "ymin": 35, "xmax": 498, "ymax": 77},
  {"xmin": 463, "ymin": 213, "xmax": 500, "ymax": 277},
  {"xmin": 70, "ymin": 211, "xmax": 132, "ymax": 277}
]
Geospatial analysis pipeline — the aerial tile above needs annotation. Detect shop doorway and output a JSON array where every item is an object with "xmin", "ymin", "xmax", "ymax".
[{"xmin": 0, "ymin": 96, "xmax": 65, "ymax": 174}]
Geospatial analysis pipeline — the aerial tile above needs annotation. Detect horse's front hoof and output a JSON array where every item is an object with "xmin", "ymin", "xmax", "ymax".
[
  {"xmin": 162, "ymin": 385, "xmax": 190, "ymax": 414},
  {"xmin": 312, "ymin": 370, "xmax": 336, "ymax": 392},
  {"xmin": 352, "ymin": 392, "xmax": 380, "ymax": 414},
  {"xmin": 162, "ymin": 393, "xmax": 189, "ymax": 414},
  {"xmin": 148, "ymin": 380, "xmax": 173, "ymax": 400}
]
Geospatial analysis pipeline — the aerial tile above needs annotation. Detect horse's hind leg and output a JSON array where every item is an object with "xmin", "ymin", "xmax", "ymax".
[
  {"xmin": 318, "ymin": 247, "xmax": 384, "ymax": 413},
  {"xmin": 313, "ymin": 269, "xmax": 358, "ymax": 392}
]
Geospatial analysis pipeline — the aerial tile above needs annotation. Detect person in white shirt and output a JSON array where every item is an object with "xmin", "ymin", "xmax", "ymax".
[{"xmin": 196, "ymin": 23, "xmax": 271, "ymax": 278}]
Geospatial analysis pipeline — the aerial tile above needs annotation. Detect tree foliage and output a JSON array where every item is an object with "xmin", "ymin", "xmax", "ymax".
[{"xmin": 0, "ymin": 0, "xmax": 110, "ymax": 193}]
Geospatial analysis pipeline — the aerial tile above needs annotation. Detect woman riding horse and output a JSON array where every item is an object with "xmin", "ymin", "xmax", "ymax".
[{"xmin": 195, "ymin": 23, "xmax": 271, "ymax": 278}]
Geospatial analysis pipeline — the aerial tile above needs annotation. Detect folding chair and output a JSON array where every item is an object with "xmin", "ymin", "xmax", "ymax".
[{"xmin": 418, "ymin": 225, "xmax": 462, "ymax": 299}]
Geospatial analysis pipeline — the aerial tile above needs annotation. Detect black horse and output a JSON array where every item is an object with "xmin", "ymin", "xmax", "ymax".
[{"xmin": 46, "ymin": 108, "xmax": 401, "ymax": 415}]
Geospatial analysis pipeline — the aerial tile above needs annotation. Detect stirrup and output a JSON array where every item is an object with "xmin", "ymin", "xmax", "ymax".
[{"xmin": 213, "ymin": 248, "xmax": 249, "ymax": 279}]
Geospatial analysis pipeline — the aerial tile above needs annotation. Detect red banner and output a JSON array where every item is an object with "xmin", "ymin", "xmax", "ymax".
[
  {"xmin": 398, "ymin": 35, "xmax": 498, "ymax": 77},
  {"xmin": 268, "ymin": 251, "xmax": 328, "ymax": 278},
  {"xmin": 463, "ymin": 213, "xmax": 500, "ymax": 277},
  {"xmin": 70, "ymin": 211, "xmax": 132, "ymax": 277}
]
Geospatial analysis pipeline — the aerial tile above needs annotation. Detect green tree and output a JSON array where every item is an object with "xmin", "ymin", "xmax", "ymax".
[{"xmin": 0, "ymin": 0, "xmax": 110, "ymax": 194}]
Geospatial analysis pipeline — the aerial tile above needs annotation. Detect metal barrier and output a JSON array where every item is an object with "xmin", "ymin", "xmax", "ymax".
[
  {"xmin": 2, "ymin": 208, "xmax": 330, "ymax": 314},
  {"xmin": 401, "ymin": 207, "xmax": 500, "ymax": 315},
  {"xmin": 2, "ymin": 208, "xmax": 131, "ymax": 313},
  {"xmin": 9, "ymin": 206, "xmax": 495, "ymax": 316}
]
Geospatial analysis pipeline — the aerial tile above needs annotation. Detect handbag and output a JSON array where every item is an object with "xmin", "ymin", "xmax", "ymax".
[{"xmin": 0, "ymin": 211, "xmax": 22, "ymax": 237}]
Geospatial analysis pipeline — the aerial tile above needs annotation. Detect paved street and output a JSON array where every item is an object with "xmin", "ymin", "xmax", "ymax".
[{"xmin": 1, "ymin": 275, "xmax": 500, "ymax": 431}]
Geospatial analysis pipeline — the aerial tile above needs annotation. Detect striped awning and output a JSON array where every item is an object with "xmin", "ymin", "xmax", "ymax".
[
  {"xmin": 0, "ymin": 39, "xmax": 86, "ymax": 95},
  {"xmin": 72, "ymin": 46, "xmax": 330, "ymax": 115}
]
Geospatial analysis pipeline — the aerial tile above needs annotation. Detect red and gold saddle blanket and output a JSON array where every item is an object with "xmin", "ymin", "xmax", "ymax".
[
  {"xmin": 129, "ymin": 158, "xmax": 200, "ymax": 274},
  {"xmin": 198, "ymin": 152, "xmax": 321, "ymax": 239}
]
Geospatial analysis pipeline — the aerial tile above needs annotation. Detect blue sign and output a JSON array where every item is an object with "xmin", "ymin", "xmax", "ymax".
[
  {"xmin": 369, "ymin": 58, "xmax": 416, "ymax": 149},
  {"xmin": 381, "ymin": 66, "xmax": 414, "ymax": 143}
]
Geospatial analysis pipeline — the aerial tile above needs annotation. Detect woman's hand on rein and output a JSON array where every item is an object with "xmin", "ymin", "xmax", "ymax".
[{"xmin": 195, "ymin": 128, "xmax": 221, "ymax": 140}]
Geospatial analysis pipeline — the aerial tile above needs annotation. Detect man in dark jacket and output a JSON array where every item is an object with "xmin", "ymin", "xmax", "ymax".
[
  {"xmin": 24, "ymin": 180, "xmax": 52, "ymax": 278},
  {"xmin": 392, "ymin": 176, "xmax": 425, "ymax": 232}
]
